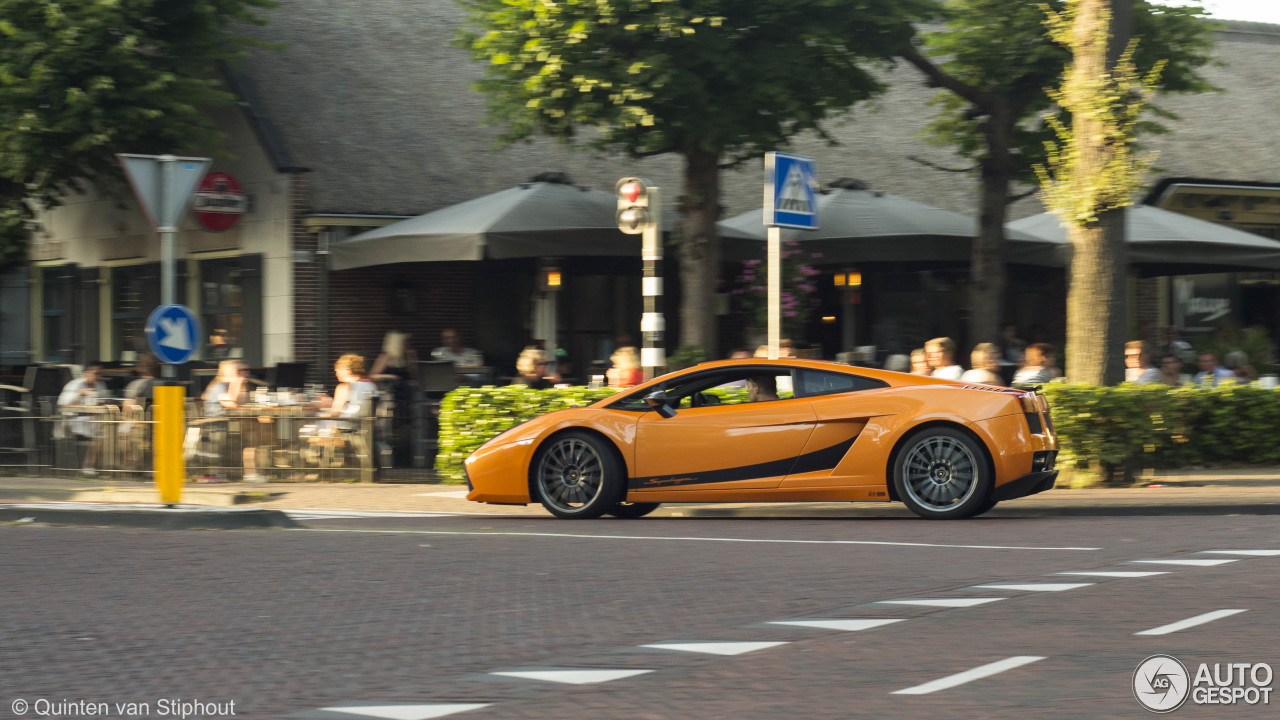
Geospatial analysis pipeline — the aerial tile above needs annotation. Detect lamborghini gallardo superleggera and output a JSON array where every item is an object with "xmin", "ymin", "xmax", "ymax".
[{"xmin": 464, "ymin": 359, "xmax": 1058, "ymax": 520}]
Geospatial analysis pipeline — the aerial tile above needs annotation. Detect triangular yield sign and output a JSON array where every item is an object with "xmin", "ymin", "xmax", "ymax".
[
  {"xmin": 317, "ymin": 704, "xmax": 489, "ymax": 720},
  {"xmin": 640, "ymin": 641, "xmax": 787, "ymax": 656},
  {"xmin": 490, "ymin": 668, "xmax": 651, "ymax": 685},
  {"xmin": 117, "ymin": 153, "xmax": 211, "ymax": 230}
]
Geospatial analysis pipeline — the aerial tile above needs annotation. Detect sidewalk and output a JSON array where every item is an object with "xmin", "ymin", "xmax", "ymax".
[{"xmin": 2, "ymin": 467, "xmax": 1279, "ymax": 517}]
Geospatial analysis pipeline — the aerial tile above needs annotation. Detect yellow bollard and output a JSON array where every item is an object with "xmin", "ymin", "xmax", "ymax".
[{"xmin": 154, "ymin": 385, "xmax": 185, "ymax": 505}]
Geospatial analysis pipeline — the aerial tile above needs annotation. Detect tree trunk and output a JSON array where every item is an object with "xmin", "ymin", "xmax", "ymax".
[
  {"xmin": 677, "ymin": 150, "xmax": 722, "ymax": 356},
  {"xmin": 969, "ymin": 105, "xmax": 1015, "ymax": 346},
  {"xmin": 1065, "ymin": 0, "xmax": 1128, "ymax": 385},
  {"xmin": 1066, "ymin": 212, "xmax": 1126, "ymax": 384}
]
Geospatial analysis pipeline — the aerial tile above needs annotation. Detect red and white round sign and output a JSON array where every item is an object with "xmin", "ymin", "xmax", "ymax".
[{"xmin": 193, "ymin": 172, "xmax": 248, "ymax": 232}]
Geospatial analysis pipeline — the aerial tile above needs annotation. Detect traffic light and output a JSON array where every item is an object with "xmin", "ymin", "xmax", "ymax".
[{"xmin": 616, "ymin": 177, "xmax": 654, "ymax": 234}]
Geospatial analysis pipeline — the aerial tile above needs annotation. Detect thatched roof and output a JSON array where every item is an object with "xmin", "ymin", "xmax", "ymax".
[{"xmin": 233, "ymin": 3, "xmax": 1280, "ymax": 220}]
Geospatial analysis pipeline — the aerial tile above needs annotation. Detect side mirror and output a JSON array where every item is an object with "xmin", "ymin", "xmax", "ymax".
[{"xmin": 644, "ymin": 390, "xmax": 677, "ymax": 419}]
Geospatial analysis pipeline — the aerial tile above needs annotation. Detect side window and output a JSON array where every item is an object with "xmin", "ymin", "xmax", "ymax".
[
  {"xmin": 796, "ymin": 369, "xmax": 888, "ymax": 398},
  {"xmin": 679, "ymin": 370, "xmax": 794, "ymax": 408}
]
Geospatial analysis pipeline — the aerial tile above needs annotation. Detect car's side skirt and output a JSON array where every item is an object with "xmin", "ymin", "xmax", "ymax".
[{"xmin": 627, "ymin": 437, "xmax": 856, "ymax": 490}]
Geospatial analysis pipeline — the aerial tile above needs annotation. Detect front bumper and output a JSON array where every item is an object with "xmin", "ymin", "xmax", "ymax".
[{"xmin": 992, "ymin": 470, "xmax": 1059, "ymax": 502}]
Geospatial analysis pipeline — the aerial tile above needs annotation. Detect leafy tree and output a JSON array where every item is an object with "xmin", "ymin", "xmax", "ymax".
[
  {"xmin": 900, "ymin": 0, "xmax": 1214, "ymax": 346},
  {"xmin": 0, "ymin": 0, "xmax": 275, "ymax": 266},
  {"xmin": 1036, "ymin": 0, "xmax": 1164, "ymax": 384},
  {"xmin": 456, "ymin": 0, "xmax": 935, "ymax": 354}
]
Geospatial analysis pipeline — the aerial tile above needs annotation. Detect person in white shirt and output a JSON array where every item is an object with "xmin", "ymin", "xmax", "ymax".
[
  {"xmin": 1013, "ymin": 343, "xmax": 1055, "ymax": 386},
  {"xmin": 1193, "ymin": 351, "xmax": 1236, "ymax": 387},
  {"xmin": 1124, "ymin": 340, "xmax": 1160, "ymax": 384},
  {"xmin": 431, "ymin": 328, "xmax": 483, "ymax": 367},
  {"xmin": 57, "ymin": 364, "xmax": 109, "ymax": 475},
  {"xmin": 960, "ymin": 343, "xmax": 1004, "ymax": 386},
  {"xmin": 926, "ymin": 337, "xmax": 964, "ymax": 380}
]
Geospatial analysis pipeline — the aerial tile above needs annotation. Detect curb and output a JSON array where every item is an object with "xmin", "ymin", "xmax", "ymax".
[
  {"xmin": 0, "ymin": 487, "xmax": 282, "ymax": 507},
  {"xmin": 0, "ymin": 505, "xmax": 297, "ymax": 530}
]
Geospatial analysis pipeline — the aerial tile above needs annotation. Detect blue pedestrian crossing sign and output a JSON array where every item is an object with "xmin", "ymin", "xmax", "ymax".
[
  {"xmin": 764, "ymin": 152, "xmax": 819, "ymax": 230},
  {"xmin": 145, "ymin": 304, "xmax": 202, "ymax": 365}
]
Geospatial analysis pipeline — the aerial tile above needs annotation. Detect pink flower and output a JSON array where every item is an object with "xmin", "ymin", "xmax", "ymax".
[
  {"xmin": 743, "ymin": 259, "xmax": 761, "ymax": 267},
  {"xmin": 784, "ymin": 311, "xmax": 798, "ymax": 318}
]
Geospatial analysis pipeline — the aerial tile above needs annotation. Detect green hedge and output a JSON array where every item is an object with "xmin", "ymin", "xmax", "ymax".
[
  {"xmin": 1044, "ymin": 384, "xmax": 1280, "ymax": 473},
  {"xmin": 435, "ymin": 386, "xmax": 620, "ymax": 482},
  {"xmin": 433, "ymin": 383, "xmax": 1280, "ymax": 484}
]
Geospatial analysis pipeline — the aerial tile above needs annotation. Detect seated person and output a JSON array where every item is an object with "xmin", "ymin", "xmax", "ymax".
[
  {"xmin": 202, "ymin": 360, "xmax": 268, "ymax": 482},
  {"xmin": 512, "ymin": 346, "xmax": 556, "ymax": 389},
  {"xmin": 315, "ymin": 354, "xmax": 377, "ymax": 432},
  {"xmin": 431, "ymin": 328, "xmax": 483, "ymax": 367},
  {"xmin": 57, "ymin": 364, "xmax": 109, "ymax": 476},
  {"xmin": 746, "ymin": 374, "xmax": 780, "ymax": 403}
]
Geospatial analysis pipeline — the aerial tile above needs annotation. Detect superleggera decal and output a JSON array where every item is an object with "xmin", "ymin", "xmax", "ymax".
[{"xmin": 629, "ymin": 436, "xmax": 857, "ymax": 489}]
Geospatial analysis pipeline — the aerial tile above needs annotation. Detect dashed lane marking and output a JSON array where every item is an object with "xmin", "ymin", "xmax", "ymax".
[
  {"xmin": 892, "ymin": 656, "xmax": 1047, "ymax": 695},
  {"xmin": 1134, "ymin": 609, "xmax": 1249, "ymax": 636},
  {"xmin": 309, "ymin": 703, "xmax": 490, "ymax": 720},
  {"xmin": 767, "ymin": 618, "xmax": 906, "ymax": 632},
  {"xmin": 290, "ymin": 528, "xmax": 1100, "ymax": 551},
  {"xmin": 1054, "ymin": 570, "xmax": 1169, "ymax": 578},
  {"xmin": 1129, "ymin": 558, "xmax": 1240, "ymax": 567},
  {"xmin": 639, "ymin": 641, "xmax": 788, "ymax": 656},
  {"xmin": 970, "ymin": 582, "xmax": 1094, "ymax": 592},
  {"xmin": 874, "ymin": 598, "xmax": 1006, "ymax": 608},
  {"xmin": 1197, "ymin": 549, "xmax": 1280, "ymax": 557},
  {"xmin": 488, "ymin": 668, "xmax": 652, "ymax": 685}
]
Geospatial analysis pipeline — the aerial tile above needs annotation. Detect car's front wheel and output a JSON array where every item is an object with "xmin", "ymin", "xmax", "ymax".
[
  {"xmin": 893, "ymin": 427, "xmax": 992, "ymax": 520},
  {"xmin": 533, "ymin": 431, "xmax": 625, "ymax": 519}
]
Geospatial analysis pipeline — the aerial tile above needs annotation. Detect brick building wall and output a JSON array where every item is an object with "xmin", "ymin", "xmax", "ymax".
[{"xmin": 325, "ymin": 262, "xmax": 478, "ymax": 382}]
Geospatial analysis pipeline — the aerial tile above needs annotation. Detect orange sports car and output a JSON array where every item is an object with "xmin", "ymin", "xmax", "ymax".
[{"xmin": 464, "ymin": 358, "xmax": 1058, "ymax": 520}]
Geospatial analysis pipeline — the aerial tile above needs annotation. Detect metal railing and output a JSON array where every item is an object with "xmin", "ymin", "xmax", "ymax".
[{"xmin": 0, "ymin": 395, "xmax": 380, "ymax": 482}]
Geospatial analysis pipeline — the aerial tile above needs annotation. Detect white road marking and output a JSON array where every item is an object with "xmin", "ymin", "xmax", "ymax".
[
  {"xmin": 1134, "ymin": 609, "xmax": 1248, "ymax": 636},
  {"xmin": 490, "ymin": 669, "xmax": 652, "ymax": 685},
  {"xmin": 290, "ymin": 528, "xmax": 1099, "ymax": 551},
  {"xmin": 1055, "ymin": 571, "xmax": 1169, "ymax": 578},
  {"xmin": 970, "ymin": 582, "xmax": 1094, "ymax": 592},
  {"xmin": 640, "ymin": 641, "xmax": 787, "ymax": 656},
  {"xmin": 875, "ymin": 598, "xmax": 1005, "ymax": 608},
  {"xmin": 318, "ymin": 704, "xmax": 489, "ymax": 720},
  {"xmin": 768, "ymin": 618, "xmax": 906, "ymax": 632},
  {"xmin": 1130, "ymin": 558, "xmax": 1239, "ymax": 567},
  {"xmin": 1198, "ymin": 549, "xmax": 1280, "ymax": 557},
  {"xmin": 892, "ymin": 656, "xmax": 1046, "ymax": 695}
]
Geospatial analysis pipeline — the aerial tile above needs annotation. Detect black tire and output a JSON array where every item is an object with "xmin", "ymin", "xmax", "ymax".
[
  {"xmin": 533, "ymin": 431, "xmax": 626, "ymax": 519},
  {"xmin": 607, "ymin": 502, "xmax": 661, "ymax": 519},
  {"xmin": 892, "ymin": 426, "xmax": 993, "ymax": 520},
  {"xmin": 971, "ymin": 496, "xmax": 998, "ymax": 517}
]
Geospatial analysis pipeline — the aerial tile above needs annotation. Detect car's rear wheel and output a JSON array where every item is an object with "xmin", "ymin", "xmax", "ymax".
[
  {"xmin": 533, "ymin": 431, "xmax": 625, "ymax": 519},
  {"xmin": 607, "ymin": 501, "xmax": 661, "ymax": 519},
  {"xmin": 893, "ymin": 427, "xmax": 992, "ymax": 520}
]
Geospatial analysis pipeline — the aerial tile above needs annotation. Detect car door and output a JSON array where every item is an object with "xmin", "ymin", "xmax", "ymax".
[{"xmin": 630, "ymin": 369, "xmax": 816, "ymax": 491}]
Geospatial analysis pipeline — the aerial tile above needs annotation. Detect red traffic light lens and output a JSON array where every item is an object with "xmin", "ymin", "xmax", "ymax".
[{"xmin": 620, "ymin": 181, "xmax": 643, "ymax": 203}]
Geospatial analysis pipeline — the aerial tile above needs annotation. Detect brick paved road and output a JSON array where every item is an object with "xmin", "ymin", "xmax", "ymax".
[{"xmin": 2, "ymin": 513, "xmax": 1277, "ymax": 719}]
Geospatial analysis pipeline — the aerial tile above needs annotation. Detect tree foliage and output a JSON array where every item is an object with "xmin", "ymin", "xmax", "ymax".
[
  {"xmin": 0, "ymin": 0, "xmax": 275, "ymax": 265},
  {"xmin": 457, "ymin": 0, "xmax": 932, "ymax": 161},
  {"xmin": 920, "ymin": 0, "xmax": 1215, "ymax": 192},
  {"xmin": 456, "ymin": 0, "xmax": 936, "ymax": 351},
  {"xmin": 1034, "ymin": 3, "xmax": 1166, "ymax": 224}
]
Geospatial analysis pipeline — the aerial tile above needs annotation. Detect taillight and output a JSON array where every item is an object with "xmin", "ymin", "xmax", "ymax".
[{"xmin": 1021, "ymin": 392, "xmax": 1044, "ymax": 433}]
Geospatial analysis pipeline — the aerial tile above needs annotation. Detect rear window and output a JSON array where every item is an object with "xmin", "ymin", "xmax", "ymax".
[{"xmin": 795, "ymin": 369, "xmax": 887, "ymax": 398}]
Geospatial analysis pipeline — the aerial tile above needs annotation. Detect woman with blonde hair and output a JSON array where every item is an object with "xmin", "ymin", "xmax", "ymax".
[
  {"xmin": 200, "ymin": 359, "xmax": 268, "ymax": 482},
  {"xmin": 960, "ymin": 343, "xmax": 1004, "ymax": 386},
  {"xmin": 607, "ymin": 346, "xmax": 642, "ymax": 388},
  {"xmin": 513, "ymin": 346, "xmax": 554, "ymax": 389}
]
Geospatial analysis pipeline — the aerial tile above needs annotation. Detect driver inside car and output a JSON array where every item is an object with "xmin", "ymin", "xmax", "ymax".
[{"xmin": 746, "ymin": 375, "xmax": 780, "ymax": 403}]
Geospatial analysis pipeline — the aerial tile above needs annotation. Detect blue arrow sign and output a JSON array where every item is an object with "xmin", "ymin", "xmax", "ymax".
[
  {"xmin": 145, "ymin": 304, "xmax": 202, "ymax": 365},
  {"xmin": 764, "ymin": 152, "xmax": 819, "ymax": 230}
]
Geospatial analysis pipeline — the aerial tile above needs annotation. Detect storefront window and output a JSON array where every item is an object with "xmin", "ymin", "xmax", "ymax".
[
  {"xmin": 41, "ymin": 266, "xmax": 76, "ymax": 362},
  {"xmin": 200, "ymin": 257, "xmax": 259, "ymax": 362},
  {"xmin": 111, "ymin": 264, "xmax": 163, "ymax": 360}
]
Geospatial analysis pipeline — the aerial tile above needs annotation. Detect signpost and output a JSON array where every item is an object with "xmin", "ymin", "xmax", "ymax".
[
  {"xmin": 763, "ymin": 152, "xmax": 819, "ymax": 359},
  {"xmin": 617, "ymin": 178, "xmax": 665, "ymax": 378},
  {"xmin": 117, "ymin": 153, "xmax": 210, "ymax": 505}
]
